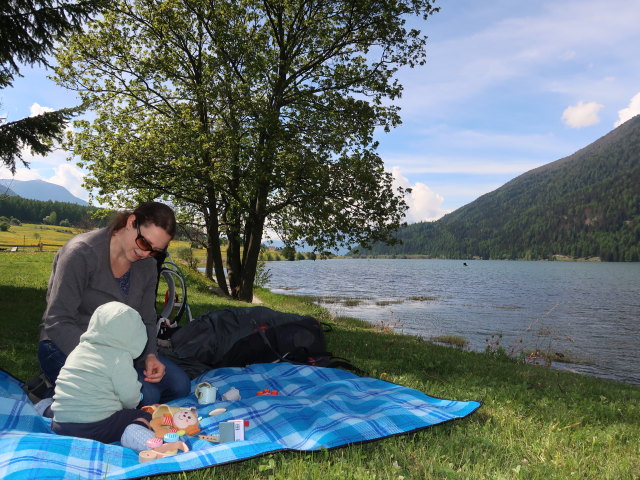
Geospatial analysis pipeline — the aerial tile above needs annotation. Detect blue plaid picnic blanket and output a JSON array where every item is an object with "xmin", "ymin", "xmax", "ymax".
[{"xmin": 0, "ymin": 364, "xmax": 480, "ymax": 479}]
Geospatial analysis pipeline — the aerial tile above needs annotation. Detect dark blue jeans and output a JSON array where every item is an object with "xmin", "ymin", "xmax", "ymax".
[
  {"xmin": 38, "ymin": 340, "xmax": 191, "ymax": 404},
  {"xmin": 137, "ymin": 356, "xmax": 191, "ymax": 406},
  {"xmin": 37, "ymin": 340, "xmax": 67, "ymax": 398}
]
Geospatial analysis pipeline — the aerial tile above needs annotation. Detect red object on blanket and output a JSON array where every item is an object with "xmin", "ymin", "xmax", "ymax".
[{"xmin": 256, "ymin": 389, "xmax": 279, "ymax": 396}]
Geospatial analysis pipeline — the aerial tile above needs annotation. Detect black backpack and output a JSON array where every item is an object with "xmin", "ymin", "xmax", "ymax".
[{"xmin": 158, "ymin": 306, "xmax": 362, "ymax": 378}]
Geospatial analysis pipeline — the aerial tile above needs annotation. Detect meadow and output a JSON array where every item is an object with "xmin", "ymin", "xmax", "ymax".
[
  {"xmin": 0, "ymin": 223, "xmax": 84, "ymax": 251},
  {"xmin": 0, "ymin": 234, "xmax": 638, "ymax": 479}
]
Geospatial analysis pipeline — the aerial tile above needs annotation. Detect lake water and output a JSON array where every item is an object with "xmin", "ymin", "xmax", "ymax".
[{"xmin": 264, "ymin": 259, "xmax": 640, "ymax": 385}]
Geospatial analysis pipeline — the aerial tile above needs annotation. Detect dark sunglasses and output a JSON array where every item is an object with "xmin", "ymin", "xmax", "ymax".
[{"xmin": 135, "ymin": 222, "xmax": 166, "ymax": 257}]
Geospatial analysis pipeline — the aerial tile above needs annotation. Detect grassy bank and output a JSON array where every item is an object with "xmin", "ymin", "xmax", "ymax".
[{"xmin": 1, "ymin": 251, "xmax": 639, "ymax": 479}]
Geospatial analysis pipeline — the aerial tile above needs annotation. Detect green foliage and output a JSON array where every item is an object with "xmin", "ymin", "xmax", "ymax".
[
  {"xmin": 363, "ymin": 116, "xmax": 640, "ymax": 261},
  {"xmin": 55, "ymin": 0, "xmax": 438, "ymax": 301},
  {"xmin": 0, "ymin": 0, "xmax": 104, "ymax": 172},
  {"xmin": 175, "ymin": 246, "xmax": 199, "ymax": 271},
  {"xmin": 42, "ymin": 210, "xmax": 57, "ymax": 225},
  {"xmin": 0, "ymin": 109, "xmax": 79, "ymax": 173},
  {"xmin": 253, "ymin": 260, "xmax": 272, "ymax": 288},
  {"xmin": 281, "ymin": 246, "xmax": 296, "ymax": 261}
]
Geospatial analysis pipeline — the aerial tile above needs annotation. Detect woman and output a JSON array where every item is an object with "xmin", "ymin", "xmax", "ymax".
[{"xmin": 38, "ymin": 201, "xmax": 191, "ymax": 405}]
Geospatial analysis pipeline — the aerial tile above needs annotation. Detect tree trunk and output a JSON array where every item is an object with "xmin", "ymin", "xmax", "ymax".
[
  {"xmin": 237, "ymin": 216, "xmax": 265, "ymax": 302},
  {"xmin": 203, "ymin": 202, "xmax": 229, "ymax": 296},
  {"xmin": 226, "ymin": 221, "xmax": 243, "ymax": 299},
  {"xmin": 237, "ymin": 183, "xmax": 269, "ymax": 302},
  {"xmin": 206, "ymin": 227, "xmax": 229, "ymax": 297}
]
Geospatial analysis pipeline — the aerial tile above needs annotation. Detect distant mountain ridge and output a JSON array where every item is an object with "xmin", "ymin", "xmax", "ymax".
[
  {"xmin": 0, "ymin": 179, "xmax": 88, "ymax": 206},
  {"xmin": 361, "ymin": 115, "xmax": 640, "ymax": 261}
]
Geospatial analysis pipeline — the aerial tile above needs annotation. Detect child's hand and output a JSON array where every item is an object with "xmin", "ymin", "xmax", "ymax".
[{"xmin": 143, "ymin": 354, "xmax": 166, "ymax": 383}]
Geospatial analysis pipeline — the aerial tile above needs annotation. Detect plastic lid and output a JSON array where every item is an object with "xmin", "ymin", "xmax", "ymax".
[{"xmin": 146, "ymin": 437, "xmax": 163, "ymax": 449}]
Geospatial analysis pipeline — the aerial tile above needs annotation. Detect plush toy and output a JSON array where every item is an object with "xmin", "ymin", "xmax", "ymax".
[{"xmin": 141, "ymin": 404, "xmax": 201, "ymax": 438}]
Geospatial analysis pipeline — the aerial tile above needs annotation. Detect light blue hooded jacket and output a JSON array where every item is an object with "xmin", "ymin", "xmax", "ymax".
[{"xmin": 52, "ymin": 301, "xmax": 147, "ymax": 423}]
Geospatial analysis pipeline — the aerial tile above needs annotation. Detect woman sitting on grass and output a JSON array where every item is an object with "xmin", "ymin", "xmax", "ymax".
[{"xmin": 37, "ymin": 201, "xmax": 190, "ymax": 405}]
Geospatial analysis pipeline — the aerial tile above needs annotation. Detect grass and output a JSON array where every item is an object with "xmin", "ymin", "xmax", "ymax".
[
  {"xmin": 0, "ymin": 223, "xmax": 84, "ymax": 251},
  {"xmin": 431, "ymin": 335, "xmax": 470, "ymax": 349},
  {"xmin": 1, "ymin": 250, "xmax": 639, "ymax": 479}
]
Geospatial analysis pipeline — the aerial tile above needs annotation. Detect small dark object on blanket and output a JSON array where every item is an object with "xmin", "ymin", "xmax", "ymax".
[
  {"xmin": 158, "ymin": 306, "xmax": 363, "ymax": 378},
  {"xmin": 20, "ymin": 372, "xmax": 52, "ymax": 403}
]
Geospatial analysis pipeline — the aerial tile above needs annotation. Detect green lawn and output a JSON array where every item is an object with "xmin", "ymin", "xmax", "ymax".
[{"xmin": 1, "ymin": 251, "xmax": 638, "ymax": 479}]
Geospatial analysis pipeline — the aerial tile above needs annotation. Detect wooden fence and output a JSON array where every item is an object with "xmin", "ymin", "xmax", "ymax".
[{"xmin": 0, "ymin": 243, "xmax": 62, "ymax": 252}]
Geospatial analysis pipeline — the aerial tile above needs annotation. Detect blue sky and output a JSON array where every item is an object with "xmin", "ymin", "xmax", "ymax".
[{"xmin": 2, "ymin": 0, "xmax": 640, "ymax": 223}]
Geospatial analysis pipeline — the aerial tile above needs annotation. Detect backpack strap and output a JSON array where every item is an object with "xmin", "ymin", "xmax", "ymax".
[
  {"xmin": 253, "ymin": 320, "xmax": 286, "ymax": 362},
  {"xmin": 320, "ymin": 322, "xmax": 333, "ymax": 333},
  {"xmin": 325, "ymin": 356, "xmax": 367, "ymax": 376}
]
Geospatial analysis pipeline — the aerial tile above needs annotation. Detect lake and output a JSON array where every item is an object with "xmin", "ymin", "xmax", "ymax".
[{"xmin": 264, "ymin": 259, "xmax": 640, "ymax": 385}]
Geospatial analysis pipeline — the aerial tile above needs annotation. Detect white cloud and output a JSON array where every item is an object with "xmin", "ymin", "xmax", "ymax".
[
  {"xmin": 391, "ymin": 167, "xmax": 449, "ymax": 223},
  {"xmin": 0, "ymin": 163, "xmax": 90, "ymax": 202},
  {"xmin": 29, "ymin": 103, "xmax": 54, "ymax": 117},
  {"xmin": 49, "ymin": 163, "xmax": 89, "ymax": 201},
  {"xmin": 0, "ymin": 166, "xmax": 41, "ymax": 181},
  {"xmin": 561, "ymin": 101, "xmax": 604, "ymax": 128},
  {"xmin": 614, "ymin": 92, "xmax": 640, "ymax": 127}
]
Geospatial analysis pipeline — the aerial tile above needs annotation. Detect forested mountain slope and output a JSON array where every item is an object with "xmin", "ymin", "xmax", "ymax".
[
  {"xmin": 362, "ymin": 115, "xmax": 640, "ymax": 261},
  {"xmin": 0, "ymin": 195, "xmax": 102, "ymax": 228}
]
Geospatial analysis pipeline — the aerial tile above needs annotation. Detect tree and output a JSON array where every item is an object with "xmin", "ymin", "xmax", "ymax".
[
  {"xmin": 56, "ymin": 0, "xmax": 439, "ymax": 301},
  {"xmin": 281, "ymin": 246, "xmax": 296, "ymax": 262},
  {"xmin": 42, "ymin": 210, "xmax": 57, "ymax": 224},
  {"xmin": 0, "ymin": 0, "xmax": 104, "ymax": 173}
]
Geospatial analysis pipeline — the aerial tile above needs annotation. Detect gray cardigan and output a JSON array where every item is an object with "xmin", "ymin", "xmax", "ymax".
[{"xmin": 39, "ymin": 227, "xmax": 159, "ymax": 363}]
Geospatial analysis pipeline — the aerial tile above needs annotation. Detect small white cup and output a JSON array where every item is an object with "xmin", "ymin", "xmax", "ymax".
[{"xmin": 195, "ymin": 382, "xmax": 217, "ymax": 404}]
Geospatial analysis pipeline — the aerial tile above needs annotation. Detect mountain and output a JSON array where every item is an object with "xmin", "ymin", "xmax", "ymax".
[
  {"xmin": 0, "ymin": 179, "xmax": 88, "ymax": 206},
  {"xmin": 361, "ymin": 115, "xmax": 640, "ymax": 261},
  {"xmin": 0, "ymin": 184, "xmax": 18, "ymax": 197}
]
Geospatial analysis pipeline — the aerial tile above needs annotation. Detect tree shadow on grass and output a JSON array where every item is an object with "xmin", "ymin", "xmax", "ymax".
[{"xmin": 0, "ymin": 285, "xmax": 45, "ymax": 379}]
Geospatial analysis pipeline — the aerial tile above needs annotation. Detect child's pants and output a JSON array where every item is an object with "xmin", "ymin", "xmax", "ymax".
[{"xmin": 51, "ymin": 408, "xmax": 152, "ymax": 443}]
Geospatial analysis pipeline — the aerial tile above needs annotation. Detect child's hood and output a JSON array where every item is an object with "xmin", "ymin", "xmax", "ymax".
[{"xmin": 80, "ymin": 301, "xmax": 147, "ymax": 357}]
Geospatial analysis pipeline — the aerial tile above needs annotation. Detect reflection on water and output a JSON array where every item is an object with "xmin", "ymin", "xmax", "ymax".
[{"xmin": 265, "ymin": 259, "xmax": 640, "ymax": 385}]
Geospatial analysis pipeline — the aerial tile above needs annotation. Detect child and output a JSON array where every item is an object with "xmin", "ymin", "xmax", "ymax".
[{"xmin": 49, "ymin": 301, "xmax": 156, "ymax": 451}]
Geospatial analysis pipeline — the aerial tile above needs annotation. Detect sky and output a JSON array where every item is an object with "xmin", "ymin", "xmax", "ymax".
[{"xmin": 1, "ymin": 0, "xmax": 640, "ymax": 224}]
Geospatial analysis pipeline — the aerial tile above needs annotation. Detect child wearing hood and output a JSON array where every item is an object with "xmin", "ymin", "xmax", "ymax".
[{"xmin": 47, "ymin": 301, "xmax": 157, "ymax": 451}]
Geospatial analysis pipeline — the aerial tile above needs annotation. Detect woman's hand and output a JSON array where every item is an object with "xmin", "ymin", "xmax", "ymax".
[{"xmin": 143, "ymin": 354, "xmax": 166, "ymax": 383}]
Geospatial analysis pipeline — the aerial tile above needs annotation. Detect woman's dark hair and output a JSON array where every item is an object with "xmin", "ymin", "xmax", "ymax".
[{"xmin": 110, "ymin": 202, "xmax": 176, "ymax": 238}]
